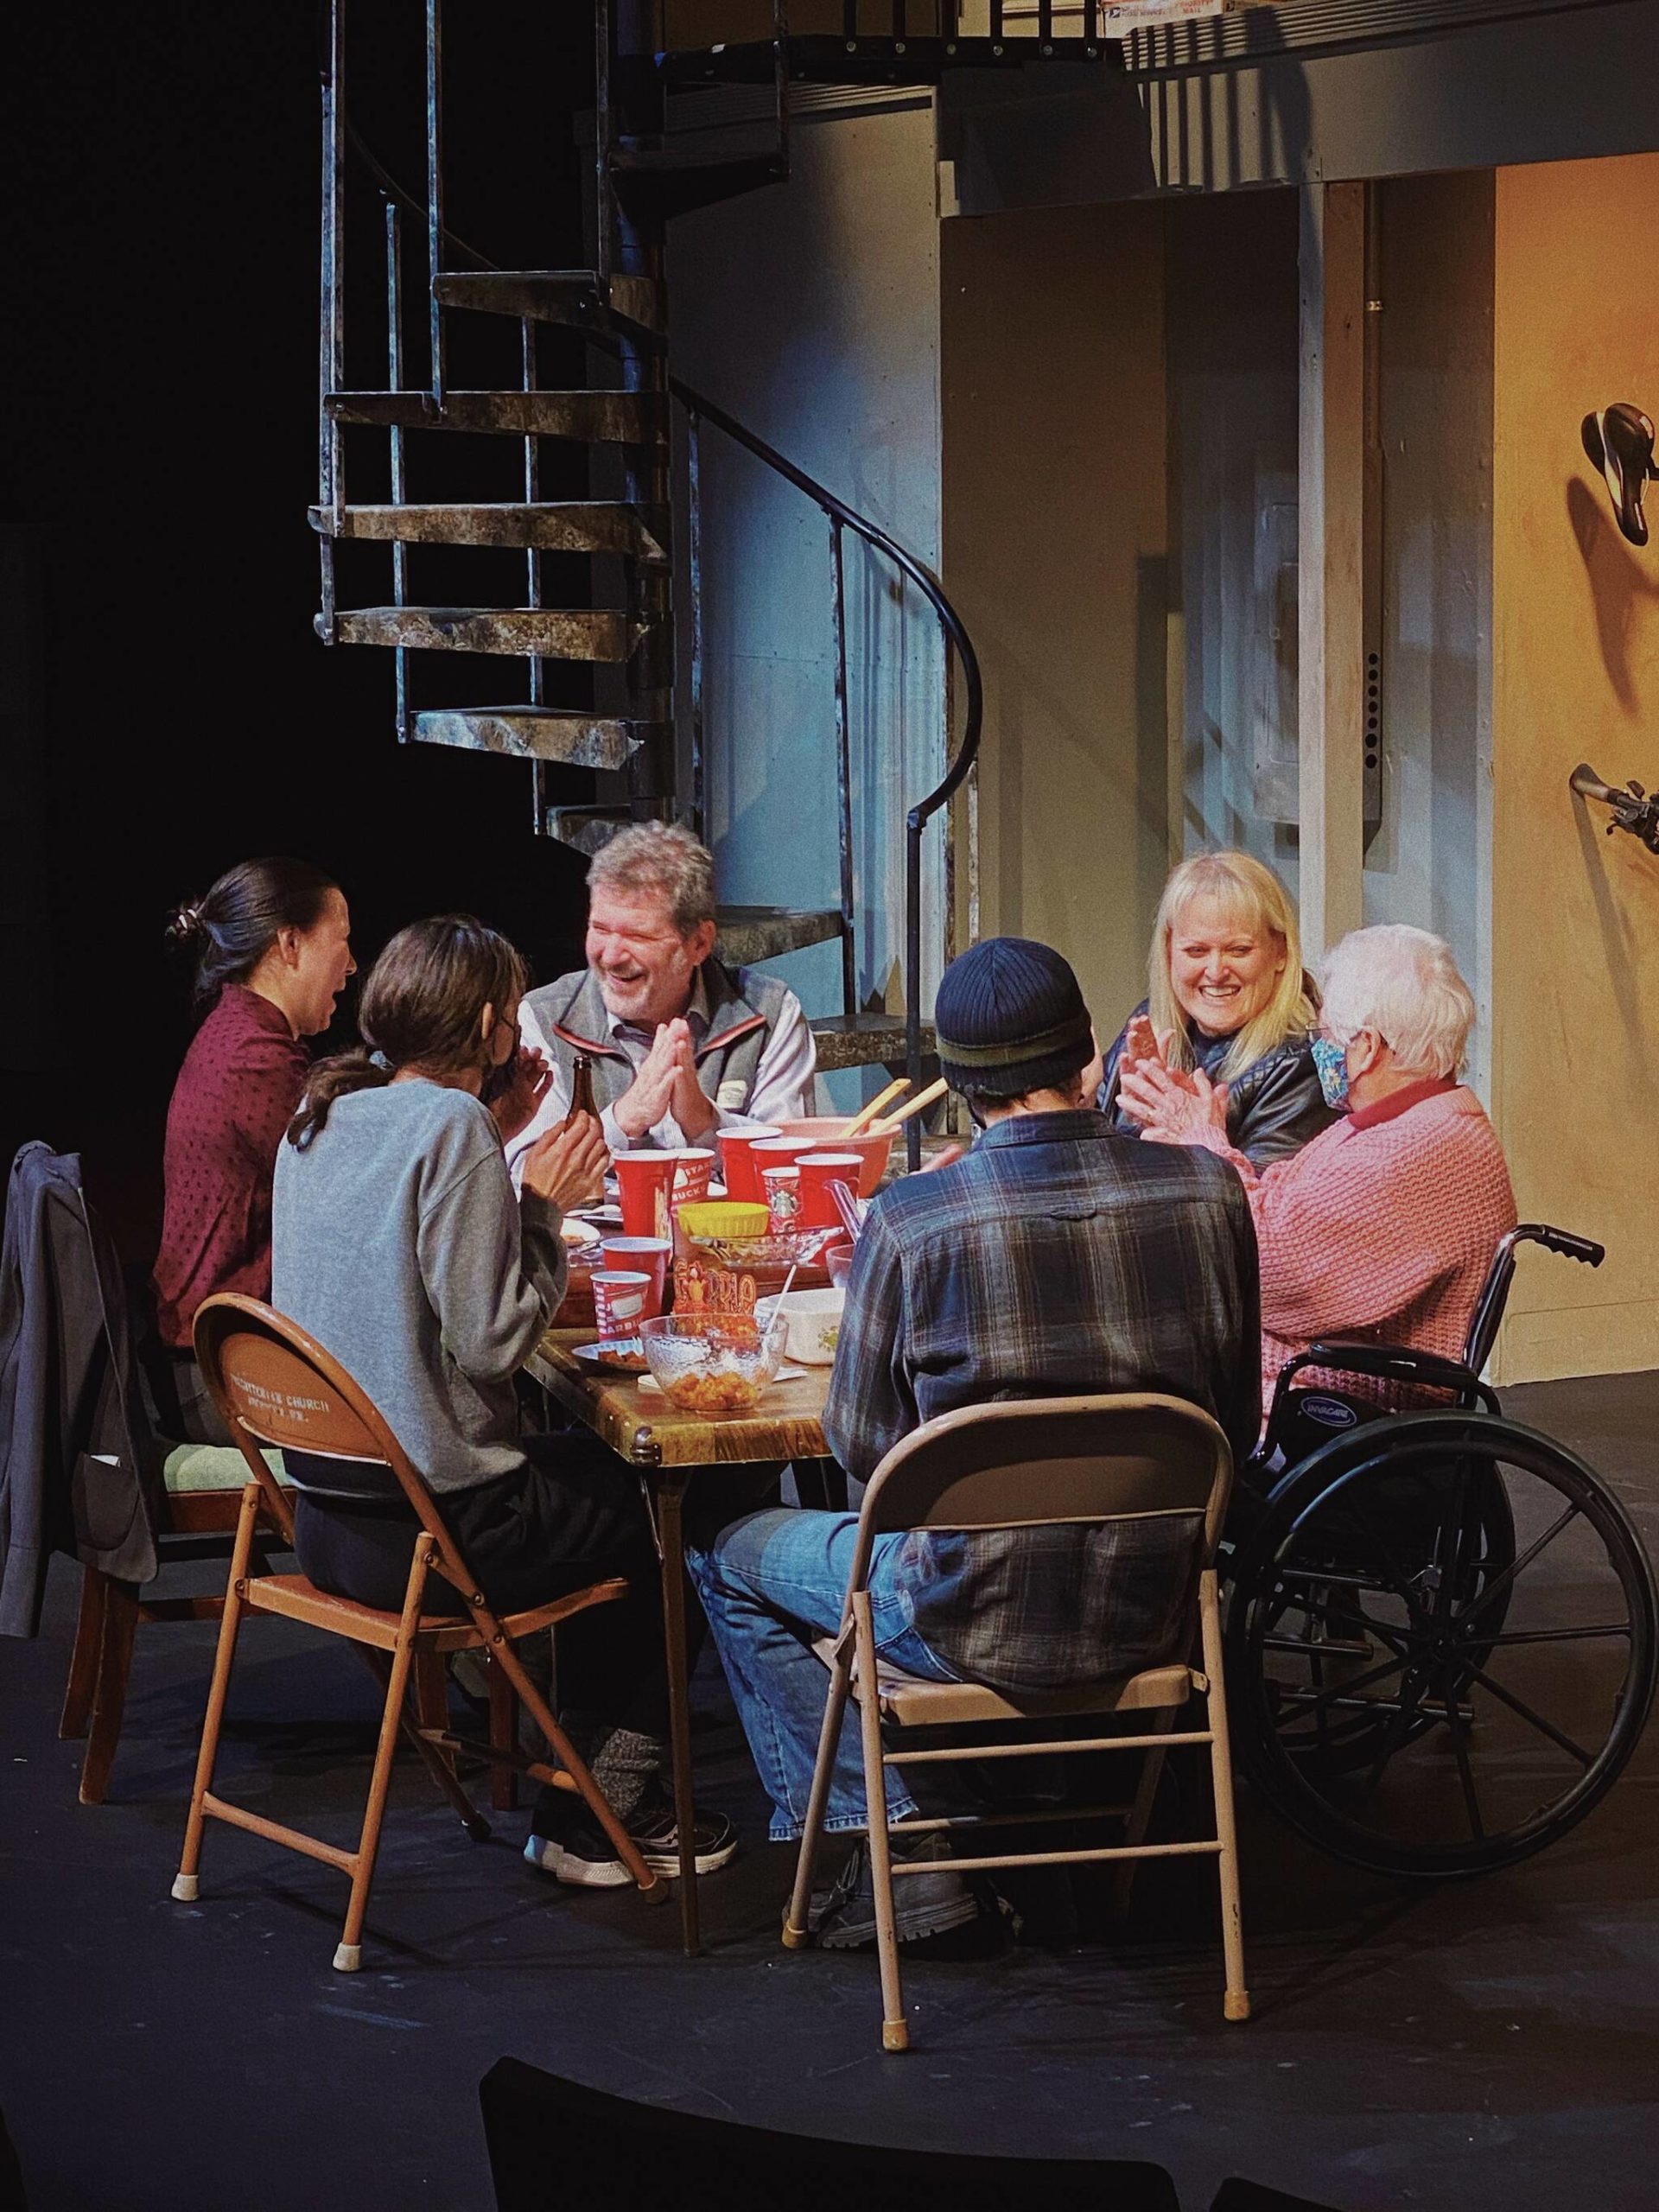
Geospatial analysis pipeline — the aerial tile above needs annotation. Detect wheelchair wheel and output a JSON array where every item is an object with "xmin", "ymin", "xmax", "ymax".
[{"xmin": 1226, "ymin": 1413, "xmax": 1657, "ymax": 1878}]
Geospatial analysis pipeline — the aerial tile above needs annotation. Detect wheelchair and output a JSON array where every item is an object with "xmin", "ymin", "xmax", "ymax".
[{"xmin": 1223, "ymin": 1224, "xmax": 1658, "ymax": 1878}]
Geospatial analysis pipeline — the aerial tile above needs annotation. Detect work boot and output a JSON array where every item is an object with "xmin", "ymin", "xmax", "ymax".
[{"xmin": 807, "ymin": 1831, "xmax": 986, "ymax": 1950}]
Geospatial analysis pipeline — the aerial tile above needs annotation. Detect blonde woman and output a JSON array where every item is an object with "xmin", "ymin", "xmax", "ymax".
[{"xmin": 1099, "ymin": 850, "xmax": 1335, "ymax": 1167}]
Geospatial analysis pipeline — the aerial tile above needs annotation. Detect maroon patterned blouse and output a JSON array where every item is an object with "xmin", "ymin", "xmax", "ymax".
[{"xmin": 153, "ymin": 985, "xmax": 309, "ymax": 1348}]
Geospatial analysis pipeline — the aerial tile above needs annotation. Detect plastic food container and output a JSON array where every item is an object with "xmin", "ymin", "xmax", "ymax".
[
  {"xmin": 639, "ymin": 1313, "xmax": 785, "ymax": 1415},
  {"xmin": 677, "ymin": 1200, "xmax": 770, "ymax": 1241},
  {"xmin": 754, "ymin": 1287, "xmax": 845, "ymax": 1366}
]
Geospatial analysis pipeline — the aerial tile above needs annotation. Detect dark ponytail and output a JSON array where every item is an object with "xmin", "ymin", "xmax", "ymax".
[
  {"xmin": 288, "ymin": 913, "xmax": 531, "ymax": 1149},
  {"xmin": 166, "ymin": 856, "xmax": 338, "ymax": 1015}
]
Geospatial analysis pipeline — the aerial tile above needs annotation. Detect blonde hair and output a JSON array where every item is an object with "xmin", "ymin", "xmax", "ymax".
[{"xmin": 1147, "ymin": 851, "xmax": 1318, "ymax": 1084}]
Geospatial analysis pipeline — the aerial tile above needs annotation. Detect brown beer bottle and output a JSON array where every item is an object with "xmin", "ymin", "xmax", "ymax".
[{"xmin": 563, "ymin": 1052, "xmax": 599, "ymax": 1132}]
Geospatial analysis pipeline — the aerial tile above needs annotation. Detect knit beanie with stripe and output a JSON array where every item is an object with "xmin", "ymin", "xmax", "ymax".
[{"xmin": 933, "ymin": 937, "xmax": 1094, "ymax": 1099}]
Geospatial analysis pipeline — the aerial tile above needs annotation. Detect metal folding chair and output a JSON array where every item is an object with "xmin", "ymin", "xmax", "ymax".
[
  {"xmin": 783, "ymin": 1393, "xmax": 1248, "ymax": 2049},
  {"xmin": 170, "ymin": 1294, "xmax": 666, "ymax": 1970}
]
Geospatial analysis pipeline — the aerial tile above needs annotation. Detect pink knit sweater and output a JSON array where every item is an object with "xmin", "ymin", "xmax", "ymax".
[{"xmin": 1192, "ymin": 1083, "xmax": 1517, "ymax": 1414}]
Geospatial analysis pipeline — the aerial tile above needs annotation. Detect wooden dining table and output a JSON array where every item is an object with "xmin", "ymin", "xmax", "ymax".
[{"xmin": 524, "ymin": 1326, "xmax": 839, "ymax": 1955}]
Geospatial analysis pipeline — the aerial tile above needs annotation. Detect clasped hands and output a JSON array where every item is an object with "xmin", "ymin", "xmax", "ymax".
[
  {"xmin": 1114, "ymin": 1014, "xmax": 1230, "ymax": 1145},
  {"xmin": 612, "ymin": 1016, "xmax": 717, "ymax": 1144}
]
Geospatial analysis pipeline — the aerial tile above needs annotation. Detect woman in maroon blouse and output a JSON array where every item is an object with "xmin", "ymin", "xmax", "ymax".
[{"xmin": 152, "ymin": 857, "xmax": 355, "ymax": 1440}]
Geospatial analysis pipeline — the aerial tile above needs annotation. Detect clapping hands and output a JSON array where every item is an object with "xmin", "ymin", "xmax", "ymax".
[
  {"xmin": 613, "ymin": 1017, "xmax": 717, "ymax": 1143},
  {"xmin": 1117, "ymin": 1057, "xmax": 1230, "ymax": 1146}
]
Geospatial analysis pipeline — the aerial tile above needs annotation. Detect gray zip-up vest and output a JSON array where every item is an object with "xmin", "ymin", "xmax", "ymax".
[{"xmin": 521, "ymin": 960, "xmax": 793, "ymax": 1122}]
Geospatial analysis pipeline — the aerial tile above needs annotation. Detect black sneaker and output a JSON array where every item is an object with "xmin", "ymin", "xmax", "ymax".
[
  {"xmin": 808, "ymin": 1831, "xmax": 985, "ymax": 1950},
  {"xmin": 524, "ymin": 1798, "xmax": 739, "ymax": 1888}
]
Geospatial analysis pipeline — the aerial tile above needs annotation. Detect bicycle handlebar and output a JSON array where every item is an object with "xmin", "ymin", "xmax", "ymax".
[
  {"xmin": 1571, "ymin": 762, "xmax": 1618, "ymax": 804},
  {"xmin": 1570, "ymin": 764, "xmax": 1659, "ymax": 853}
]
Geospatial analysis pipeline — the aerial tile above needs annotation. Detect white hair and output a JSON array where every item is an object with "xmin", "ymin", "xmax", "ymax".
[{"xmin": 1319, "ymin": 925, "xmax": 1476, "ymax": 1079}]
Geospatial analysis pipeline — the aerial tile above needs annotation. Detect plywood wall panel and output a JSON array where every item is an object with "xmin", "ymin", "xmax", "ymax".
[
  {"xmin": 1491, "ymin": 152, "xmax": 1659, "ymax": 1382},
  {"xmin": 940, "ymin": 200, "xmax": 1169, "ymax": 1039}
]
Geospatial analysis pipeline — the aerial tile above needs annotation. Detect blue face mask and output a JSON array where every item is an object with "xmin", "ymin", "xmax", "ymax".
[{"xmin": 1309, "ymin": 1033, "xmax": 1351, "ymax": 1109}]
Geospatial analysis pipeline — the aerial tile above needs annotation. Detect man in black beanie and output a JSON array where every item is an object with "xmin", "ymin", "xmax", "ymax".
[{"xmin": 687, "ymin": 937, "xmax": 1259, "ymax": 1948}]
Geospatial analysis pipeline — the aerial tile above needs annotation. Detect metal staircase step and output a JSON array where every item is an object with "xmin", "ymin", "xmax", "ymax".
[
  {"xmin": 411, "ymin": 708, "xmax": 655, "ymax": 770},
  {"xmin": 543, "ymin": 805, "xmax": 635, "ymax": 856},
  {"xmin": 715, "ymin": 906, "xmax": 845, "ymax": 965},
  {"xmin": 610, "ymin": 145, "xmax": 786, "ymax": 222},
  {"xmin": 308, "ymin": 502, "xmax": 668, "ymax": 562},
  {"xmin": 432, "ymin": 270, "xmax": 664, "ymax": 339},
  {"xmin": 660, "ymin": 35, "xmax": 1109, "ymax": 88},
  {"xmin": 319, "ymin": 607, "xmax": 649, "ymax": 662},
  {"xmin": 325, "ymin": 389, "xmax": 661, "ymax": 443},
  {"xmin": 809, "ymin": 1014, "xmax": 937, "ymax": 1075}
]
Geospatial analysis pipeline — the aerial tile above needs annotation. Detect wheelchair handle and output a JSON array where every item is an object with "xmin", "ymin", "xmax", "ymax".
[{"xmin": 1512, "ymin": 1223, "xmax": 1605, "ymax": 1268}]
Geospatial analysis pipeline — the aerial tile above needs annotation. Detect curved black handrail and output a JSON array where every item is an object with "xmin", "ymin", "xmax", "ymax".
[
  {"xmin": 344, "ymin": 130, "xmax": 982, "ymax": 1147},
  {"xmin": 667, "ymin": 377, "xmax": 982, "ymax": 1143}
]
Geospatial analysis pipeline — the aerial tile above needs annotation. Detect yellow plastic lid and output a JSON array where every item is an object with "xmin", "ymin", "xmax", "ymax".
[{"xmin": 677, "ymin": 1200, "xmax": 770, "ymax": 1240}]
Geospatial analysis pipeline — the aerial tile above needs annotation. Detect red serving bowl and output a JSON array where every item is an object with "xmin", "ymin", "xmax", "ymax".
[{"xmin": 775, "ymin": 1117, "xmax": 891, "ymax": 1198}]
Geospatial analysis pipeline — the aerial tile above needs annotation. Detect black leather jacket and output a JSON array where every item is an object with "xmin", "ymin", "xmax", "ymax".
[{"xmin": 1098, "ymin": 1005, "xmax": 1338, "ymax": 1168}]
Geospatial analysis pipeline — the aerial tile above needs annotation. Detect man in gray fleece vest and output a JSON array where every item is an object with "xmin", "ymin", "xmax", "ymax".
[{"xmin": 509, "ymin": 822, "xmax": 814, "ymax": 1172}]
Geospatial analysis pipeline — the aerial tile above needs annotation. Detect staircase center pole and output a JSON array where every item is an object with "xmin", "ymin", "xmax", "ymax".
[
  {"xmin": 524, "ymin": 317, "xmax": 545, "ymax": 833},
  {"xmin": 425, "ymin": 0, "xmax": 446, "ymax": 408},
  {"xmin": 386, "ymin": 200, "xmax": 410, "ymax": 744},
  {"xmin": 611, "ymin": 0, "xmax": 673, "ymax": 823},
  {"xmin": 318, "ymin": 0, "xmax": 345, "ymax": 644}
]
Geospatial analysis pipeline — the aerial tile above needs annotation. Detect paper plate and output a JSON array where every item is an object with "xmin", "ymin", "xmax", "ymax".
[{"xmin": 569, "ymin": 1338, "xmax": 648, "ymax": 1375}]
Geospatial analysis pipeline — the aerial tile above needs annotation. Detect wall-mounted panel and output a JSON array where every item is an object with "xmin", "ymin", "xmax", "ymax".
[{"xmin": 941, "ymin": 200, "xmax": 1169, "ymax": 1034}]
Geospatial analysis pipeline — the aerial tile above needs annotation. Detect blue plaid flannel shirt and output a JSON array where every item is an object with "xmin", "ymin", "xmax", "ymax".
[{"xmin": 821, "ymin": 1109, "xmax": 1260, "ymax": 1691}]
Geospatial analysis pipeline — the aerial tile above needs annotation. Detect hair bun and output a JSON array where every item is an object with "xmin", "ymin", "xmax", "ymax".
[{"xmin": 164, "ymin": 901, "xmax": 207, "ymax": 948}]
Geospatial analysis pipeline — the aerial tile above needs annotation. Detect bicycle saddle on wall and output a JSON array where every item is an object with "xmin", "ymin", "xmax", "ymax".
[{"xmin": 1582, "ymin": 403, "xmax": 1656, "ymax": 548}]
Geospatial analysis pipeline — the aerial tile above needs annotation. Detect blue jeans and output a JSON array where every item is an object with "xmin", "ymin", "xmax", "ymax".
[{"xmin": 686, "ymin": 1508, "xmax": 963, "ymax": 1843}]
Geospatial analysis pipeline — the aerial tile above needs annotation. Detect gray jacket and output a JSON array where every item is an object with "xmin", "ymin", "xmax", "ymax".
[
  {"xmin": 272, "ymin": 1082, "xmax": 567, "ymax": 1496},
  {"xmin": 0, "ymin": 1143, "xmax": 162, "ymax": 1636}
]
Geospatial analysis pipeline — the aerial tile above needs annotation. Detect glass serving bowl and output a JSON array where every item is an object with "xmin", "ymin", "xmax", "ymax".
[{"xmin": 638, "ymin": 1313, "xmax": 786, "ymax": 1416}]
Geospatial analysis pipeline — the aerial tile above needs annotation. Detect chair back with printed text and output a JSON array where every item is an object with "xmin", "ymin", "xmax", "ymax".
[{"xmin": 193, "ymin": 1294, "xmax": 471, "ymax": 1601}]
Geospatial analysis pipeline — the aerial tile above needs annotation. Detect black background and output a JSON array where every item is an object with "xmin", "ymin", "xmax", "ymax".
[{"xmin": 7, "ymin": 3, "xmax": 604, "ymax": 1253}]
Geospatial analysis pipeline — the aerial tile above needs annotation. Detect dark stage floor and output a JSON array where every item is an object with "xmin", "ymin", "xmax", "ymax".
[{"xmin": 3, "ymin": 1370, "xmax": 1658, "ymax": 2212}]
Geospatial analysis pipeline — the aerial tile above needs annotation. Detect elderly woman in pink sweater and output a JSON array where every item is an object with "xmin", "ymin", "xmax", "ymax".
[{"xmin": 1120, "ymin": 923, "xmax": 1516, "ymax": 1414}]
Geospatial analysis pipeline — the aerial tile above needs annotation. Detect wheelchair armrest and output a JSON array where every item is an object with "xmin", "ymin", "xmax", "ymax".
[{"xmin": 1295, "ymin": 1340, "xmax": 1481, "ymax": 1395}]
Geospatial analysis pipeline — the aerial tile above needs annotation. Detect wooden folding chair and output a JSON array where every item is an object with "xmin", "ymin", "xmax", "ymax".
[
  {"xmin": 171, "ymin": 1294, "xmax": 665, "ymax": 1970},
  {"xmin": 782, "ymin": 1393, "xmax": 1248, "ymax": 2050}
]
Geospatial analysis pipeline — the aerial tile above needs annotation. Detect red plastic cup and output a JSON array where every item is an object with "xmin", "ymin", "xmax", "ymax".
[
  {"xmin": 661, "ymin": 1147, "xmax": 715, "ymax": 1210},
  {"xmin": 601, "ymin": 1236, "xmax": 671, "ymax": 1316},
  {"xmin": 614, "ymin": 1152, "xmax": 677, "ymax": 1238},
  {"xmin": 761, "ymin": 1165, "xmax": 803, "ymax": 1235},
  {"xmin": 717, "ymin": 1124, "xmax": 782, "ymax": 1205},
  {"xmin": 592, "ymin": 1270, "xmax": 653, "ymax": 1337},
  {"xmin": 750, "ymin": 1135, "xmax": 812, "ymax": 1181},
  {"xmin": 797, "ymin": 1153, "xmax": 865, "ymax": 1230}
]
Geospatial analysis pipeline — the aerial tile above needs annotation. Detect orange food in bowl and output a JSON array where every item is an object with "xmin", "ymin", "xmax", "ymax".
[{"xmin": 662, "ymin": 1369, "xmax": 764, "ymax": 1414}]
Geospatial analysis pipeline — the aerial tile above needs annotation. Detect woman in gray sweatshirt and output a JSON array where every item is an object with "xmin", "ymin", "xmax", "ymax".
[{"xmin": 271, "ymin": 913, "xmax": 736, "ymax": 1888}]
